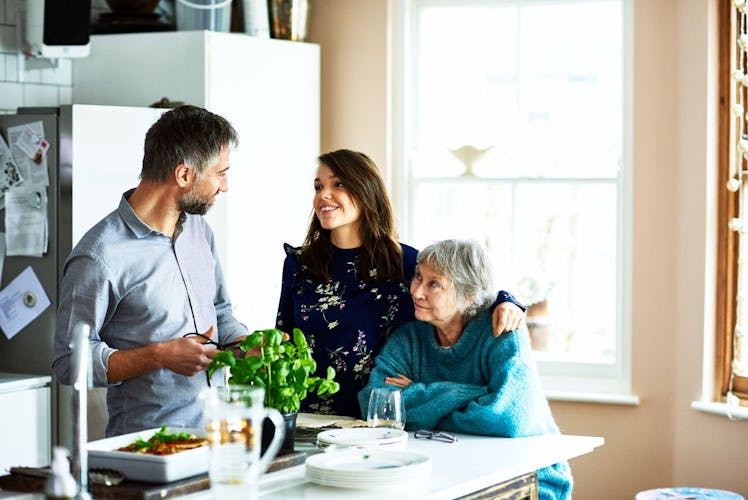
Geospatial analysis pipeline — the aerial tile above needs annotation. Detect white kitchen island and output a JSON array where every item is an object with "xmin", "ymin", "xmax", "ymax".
[
  {"xmin": 184, "ymin": 432, "xmax": 604, "ymax": 499},
  {"xmin": 0, "ymin": 431, "xmax": 602, "ymax": 499}
]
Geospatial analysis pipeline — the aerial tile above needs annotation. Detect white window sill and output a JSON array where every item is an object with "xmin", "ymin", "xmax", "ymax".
[
  {"xmin": 691, "ymin": 400, "xmax": 748, "ymax": 420},
  {"xmin": 546, "ymin": 391, "xmax": 640, "ymax": 405}
]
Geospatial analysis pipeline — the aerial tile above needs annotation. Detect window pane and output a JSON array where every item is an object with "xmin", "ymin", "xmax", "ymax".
[
  {"xmin": 407, "ymin": 0, "xmax": 623, "ymax": 367},
  {"xmin": 518, "ymin": 3, "xmax": 622, "ymax": 178},
  {"xmin": 412, "ymin": 1, "xmax": 622, "ymax": 179},
  {"xmin": 414, "ymin": 5, "xmax": 519, "ymax": 177},
  {"xmin": 410, "ymin": 180, "xmax": 617, "ymax": 363}
]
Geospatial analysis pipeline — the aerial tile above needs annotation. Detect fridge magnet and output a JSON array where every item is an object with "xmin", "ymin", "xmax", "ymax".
[
  {"xmin": 6, "ymin": 122, "xmax": 50, "ymax": 187},
  {"xmin": 26, "ymin": 191, "xmax": 42, "ymax": 209},
  {"xmin": 23, "ymin": 291, "xmax": 36, "ymax": 307}
]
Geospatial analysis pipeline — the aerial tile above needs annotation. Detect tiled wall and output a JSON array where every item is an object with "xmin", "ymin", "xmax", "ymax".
[{"xmin": 0, "ymin": 0, "xmax": 110, "ymax": 114}]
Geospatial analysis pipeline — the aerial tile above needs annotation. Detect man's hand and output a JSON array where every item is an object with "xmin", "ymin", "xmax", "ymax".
[
  {"xmin": 160, "ymin": 326, "xmax": 218, "ymax": 376},
  {"xmin": 491, "ymin": 302, "xmax": 526, "ymax": 337},
  {"xmin": 107, "ymin": 325, "xmax": 220, "ymax": 383}
]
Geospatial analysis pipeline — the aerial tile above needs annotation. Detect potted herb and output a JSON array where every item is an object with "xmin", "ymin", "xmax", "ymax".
[{"xmin": 207, "ymin": 328, "xmax": 339, "ymax": 451}]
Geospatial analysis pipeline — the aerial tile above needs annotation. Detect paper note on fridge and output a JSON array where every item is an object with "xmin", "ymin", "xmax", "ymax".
[
  {"xmin": 7, "ymin": 121, "xmax": 50, "ymax": 187},
  {"xmin": 0, "ymin": 133, "xmax": 24, "ymax": 209},
  {"xmin": 0, "ymin": 266, "xmax": 51, "ymax": 340},
  {"xmin": 5, "ymin": 187, "xmax": 48, "ymax": 257}
]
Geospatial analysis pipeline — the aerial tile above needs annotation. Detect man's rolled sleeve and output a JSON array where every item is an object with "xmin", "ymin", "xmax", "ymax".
[
  {"xmin": 54, "ymin": 255, "xmax": 119, "ymax": 387},
  {"xmin": 92, "ymin": 342, "xmax": 119, "ymax": 387}
]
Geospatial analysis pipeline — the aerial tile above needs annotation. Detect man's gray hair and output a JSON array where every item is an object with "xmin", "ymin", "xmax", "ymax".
[
  {"xmin": 417, "ymin": 239, "xmax": 495, "ymax": 322},
  {"xmin": 141, "ymin": 105, "xmax": 238, "ymax": 183}
]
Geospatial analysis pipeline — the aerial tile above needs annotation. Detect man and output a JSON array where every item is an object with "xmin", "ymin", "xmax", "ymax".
[{"xmin": 53, "ymin": 105, "xmax": 248, "ymax": 437}]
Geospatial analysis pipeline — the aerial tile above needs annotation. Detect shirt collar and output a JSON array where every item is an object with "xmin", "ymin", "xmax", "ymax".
[{"xmin": 117, "ymin": 188, "xmax": 161, "ymax": 239}]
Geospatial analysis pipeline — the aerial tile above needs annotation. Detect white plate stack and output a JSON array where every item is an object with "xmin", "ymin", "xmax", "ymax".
[
  {"xmin": 316, "ymin": 428, "xmax": 409, "ymax": 450},
  {"xmin": 305, "ymin": 449, "xmax": 431, "ymax": 489}
]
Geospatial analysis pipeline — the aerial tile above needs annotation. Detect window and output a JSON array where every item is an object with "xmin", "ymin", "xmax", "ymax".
[
  {"xmin": 717, "ymin": 0, "xmax": 748, "ymax": 406},
  {"xmin": 392, "ymin": 0, "xmax": 631, "ymax": 396}
]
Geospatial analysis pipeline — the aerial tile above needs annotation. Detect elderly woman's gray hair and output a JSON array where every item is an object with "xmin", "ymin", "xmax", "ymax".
[{"xmin": 417, "ymin": 239, "xmax": 495, "ymax": 322}]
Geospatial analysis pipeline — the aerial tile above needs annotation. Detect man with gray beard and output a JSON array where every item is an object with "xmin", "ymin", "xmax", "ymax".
[{"xmin": 53, "ymin": 106, "xmax": 248, "ymax": 436}]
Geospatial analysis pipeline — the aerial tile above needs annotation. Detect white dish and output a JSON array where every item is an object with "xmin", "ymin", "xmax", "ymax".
[
  {"xmin": 316, "ymin": 427, "xmax": 408, "ymax": 447},
  {"xmin": 305, "ymin": 449, "xmax": 431, "ymax": 488},
  {"xmin": 87, "ymin": 427, "xmax": 209, "ymax": 483}
]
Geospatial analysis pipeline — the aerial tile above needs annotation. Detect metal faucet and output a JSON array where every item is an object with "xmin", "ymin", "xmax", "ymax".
[{"xmin": 70, "ymin": 323, "xmax": 92, "ymax": 500}]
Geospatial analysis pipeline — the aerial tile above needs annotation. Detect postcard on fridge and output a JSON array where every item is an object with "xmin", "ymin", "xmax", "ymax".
[
  {"xmin": 7, "ymin": 121, "xmax": 50, "ymax": 187},
  {"xmin": 0, "ymin": 266, "xmax": 51, "ymax": 340},
  {"xmin": 4, "ymin": 187, "xmax": 48, "ymax": 257}
]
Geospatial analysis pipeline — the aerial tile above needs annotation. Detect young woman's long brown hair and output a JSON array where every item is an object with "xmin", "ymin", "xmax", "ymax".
[{"xmin": 299, "ymin": 149, "xmax": 404, "ymax": 283}]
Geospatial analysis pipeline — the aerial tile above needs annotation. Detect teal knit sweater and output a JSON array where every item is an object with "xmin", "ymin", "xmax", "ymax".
[{"xmin": 359, "ymin": 311, "xmax": 573, "ymax": 500}]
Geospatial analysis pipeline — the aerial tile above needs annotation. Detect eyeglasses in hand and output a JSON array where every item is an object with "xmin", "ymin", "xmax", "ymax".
[
  {"xmin": 182, "ymin": 332, "xmax": 243, "ymax": 351},
  {"xmin": 182, "ymin": 332, "xmax": 243, "ymax": 387},
  {"xmin": 413, "ymin": 429, "xmax": 458, "ymax": 443}
]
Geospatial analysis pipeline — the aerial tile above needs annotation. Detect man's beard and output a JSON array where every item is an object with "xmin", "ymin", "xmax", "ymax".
[{"xmin": 177, "ymin": 186, "xmax": 212, "ymax": 215}]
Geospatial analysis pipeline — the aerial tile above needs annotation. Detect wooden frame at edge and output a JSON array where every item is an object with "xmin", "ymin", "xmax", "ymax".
[{"xmin": 717, "ymin": 0, "xmax": 748, "ymax": 400}]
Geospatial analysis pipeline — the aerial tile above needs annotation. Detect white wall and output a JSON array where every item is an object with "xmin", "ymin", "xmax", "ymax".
[{"xmin": 0, "ymin": 0, "xmax": 75, "ymax": 114}]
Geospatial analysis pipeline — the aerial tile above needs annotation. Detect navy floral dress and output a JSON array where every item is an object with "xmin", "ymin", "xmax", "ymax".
[
  {"xmin": 275, "ymin": 243, "xmax": 521, "ymax": 418},
  {"xmin": 276, "ymin": 243, "xmax": 418, "ymax": 417}
]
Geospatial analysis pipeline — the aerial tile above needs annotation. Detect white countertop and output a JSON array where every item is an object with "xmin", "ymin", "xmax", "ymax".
[
  {"xmin": 0, "ymin": 373, "xmax": 51, "ymax": 394},
  {"xmin": 0, "ymin": 427, "xmax": 603, "ymax": 499},
  {"xmin": 183, "ymin": 432, "xmax": 604, "ymax": 499}
]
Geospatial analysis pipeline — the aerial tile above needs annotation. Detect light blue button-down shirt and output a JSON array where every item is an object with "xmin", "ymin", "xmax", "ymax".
[{"xmin": 54, "ymin": 190, "xmax": 247, "ymax": 437}]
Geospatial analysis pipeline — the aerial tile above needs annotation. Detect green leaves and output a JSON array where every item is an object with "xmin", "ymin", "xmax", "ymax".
[
  {"xmin": 206, "ymin": 350, "xmax": 235, "ymax": 379},
  {"xmin": 206, "ymin": 328, "xmax": 339, "ymax": 414},
  {"xmin": 153, "ymin": 425, "xmax": 193, "ymax": 443},
  {"xmin": 130, "ymin": 425, "xmax": 194, "ymax": 452}
]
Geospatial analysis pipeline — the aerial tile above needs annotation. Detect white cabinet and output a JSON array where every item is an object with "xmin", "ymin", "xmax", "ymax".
[
  {"xmin": 73, "ymin": 32, "xmax": 320, "ymax": 327},
  {"xmin": 0, "ymin": 373, "xmax": 51, "ymax": 470}
]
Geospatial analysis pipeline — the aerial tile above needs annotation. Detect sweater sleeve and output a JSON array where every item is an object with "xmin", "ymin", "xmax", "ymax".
[
  {"xmin": 537, "ymin": 462, "xmax": 574, "ymax": 500},
  {"xmin": 359, "ymin": 326, "xmax": 488, "ymax": 430},
  {"xmin": 401, "ymin": 381, "xmax": 489, "ymax": 430},
  {"xmin": 438, "ymin": 329, "xmax": 558, "ymax": 437}
]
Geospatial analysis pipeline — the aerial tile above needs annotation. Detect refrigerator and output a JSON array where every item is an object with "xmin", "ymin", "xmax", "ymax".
[
  {"xmin": 0, "ymin": 104, "xmax": 165, "ymax": 458},
  {"xmin": 72, "ymin": 31, "xmax": 320, "ymax": 330}
]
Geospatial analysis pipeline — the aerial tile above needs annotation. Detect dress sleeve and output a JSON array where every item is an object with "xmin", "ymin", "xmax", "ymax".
[
  {"xmin": 438, "ymin": 329, "xmax": 557, "ymax": 437},
  {"xmin": 275, "ymin": 244, "xmax": 300, "ymax": 331},
  {"xmin": 358, "ymin": 326, "xmax": 487, "ymax": 430},
  {"xmin": 385, "ymin": 243, "xmax": 419, "ymax": 332},
  {"xmin": 493, "ymin": 290, "xmax": 526, "ymax": 312}
]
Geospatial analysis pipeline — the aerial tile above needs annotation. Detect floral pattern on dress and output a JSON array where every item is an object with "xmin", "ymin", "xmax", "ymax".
[
  {"xmin": 276, "ymin": 244, "xmax": 420, "ymax": 417},
  {"xmin": 298, "ymin": 280, "xmax": 345, "ymax": 327}
]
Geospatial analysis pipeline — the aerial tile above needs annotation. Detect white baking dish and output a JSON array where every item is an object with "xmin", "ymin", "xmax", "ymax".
[{"xmin": 87, "ymin": 427, "xmax": 209, "ymax": 483}]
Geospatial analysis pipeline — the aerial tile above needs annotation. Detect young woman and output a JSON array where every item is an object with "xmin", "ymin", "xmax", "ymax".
[{"xmin": 276, "ymin": 150, "xmax": 524, "ymax": 417}]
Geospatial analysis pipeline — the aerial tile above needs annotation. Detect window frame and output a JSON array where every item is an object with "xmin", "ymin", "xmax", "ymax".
[
  {"xmin": 717, "ymin": 0, "xmax": 747, "ymax": 401},
  {"xmin": 390, "ymin": 0, "xmax": 635, "ymax": 399}
]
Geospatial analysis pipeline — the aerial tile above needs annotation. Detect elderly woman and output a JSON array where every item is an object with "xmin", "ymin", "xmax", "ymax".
[{"xmin": 358, "ymin": 239, "xmax": 572, "ymax": 500}]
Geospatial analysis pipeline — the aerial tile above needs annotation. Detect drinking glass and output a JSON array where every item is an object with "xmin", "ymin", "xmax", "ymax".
[
  {"xmin": 366, "ymin": 388, "xmax": 406, "ymax": 430},
  {"xmin": 202, "ymin": 385, "xmax": 285, "ymax": 499}
]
